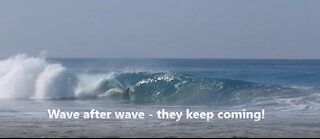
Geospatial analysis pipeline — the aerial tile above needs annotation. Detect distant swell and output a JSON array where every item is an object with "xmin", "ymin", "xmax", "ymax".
[{"xmin": 0, "ymin": 54, "xmax": 319, "ymax": 109}]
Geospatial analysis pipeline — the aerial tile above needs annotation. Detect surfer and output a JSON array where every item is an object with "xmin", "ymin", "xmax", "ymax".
[{"xmin": 123, "ymin": 87, "xmax": 130, "ymax": 100}]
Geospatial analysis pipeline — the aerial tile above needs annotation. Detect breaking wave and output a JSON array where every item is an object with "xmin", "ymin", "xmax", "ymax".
[
  {"xmin": 0, "ymin": 54, "xmax": 76, "ymax": 99},
  {"xmin": 0, "ymin": 54, "xmax": 319, "ymax": 108}
]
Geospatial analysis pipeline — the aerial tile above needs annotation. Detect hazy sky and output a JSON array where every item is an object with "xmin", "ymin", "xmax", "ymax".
[{"xmin": 0, "ymin": 0, "xmax": 319, "ymax": 59}]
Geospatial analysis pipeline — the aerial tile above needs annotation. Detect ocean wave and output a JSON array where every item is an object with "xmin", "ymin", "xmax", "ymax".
[
  {"xmin": 0, "ymin": 54, "xmax": 75, "ymax": 99},
  {"xmin": 0, "ymin": 54, "xmax": 319, "ymax": 108}
]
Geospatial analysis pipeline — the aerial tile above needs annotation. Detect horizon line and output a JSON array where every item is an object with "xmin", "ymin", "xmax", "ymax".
[
  {"xmin": 1, "ymin": 56, "xmax": 320, "ymax": 60},
  {"xmin": 44, "ymin": 57, "xmax": 320, "ymax": 60}
]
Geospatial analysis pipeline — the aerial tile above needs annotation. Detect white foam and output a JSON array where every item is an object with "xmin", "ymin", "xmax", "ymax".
[
  {"xmin": 97, "ymin": 88, "xmax": 123, "ymax": 98},
  {"xmin": 0, "ymin": 54, "xmax": 75, "ymax": 99},
  {"xmin": 136, "ymin": 73, "xmax": 175, "ymax": 86},
  {"xmin": 286, "ymin": 85, "xmax": 314, "ymax": 90},
  {"xmin": 74, "ymin": 72, "xmax": 116, "ymax": 97},
  {"xmin": 34, "ymin": 64, "xmax": 76, "ymax": 99}
]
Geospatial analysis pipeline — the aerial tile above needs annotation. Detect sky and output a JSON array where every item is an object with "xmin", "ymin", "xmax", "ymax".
[{"xmin": 0, "ymin": 0, "xmax": 319, "ymax": 59}]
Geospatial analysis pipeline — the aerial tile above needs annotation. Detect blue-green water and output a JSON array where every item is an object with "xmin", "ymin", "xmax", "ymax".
[{"xmin": 0, "ymin": 55, "xmax": 319, "ymax": 137}]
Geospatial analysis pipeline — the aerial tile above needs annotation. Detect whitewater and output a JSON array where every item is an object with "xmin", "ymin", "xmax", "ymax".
[
  {"xmin": 0, "ymin": 54, "xmax": 319, "ymax": 108},
  {"xmin": 0, "ymin": 54, "xmax": 320, "ymax": 137}
]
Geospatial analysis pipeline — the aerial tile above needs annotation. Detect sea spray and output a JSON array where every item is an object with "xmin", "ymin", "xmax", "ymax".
[
  {"xmin": 0, "ymin": 54, "xmax": 46, "ymax": 98},
  {"xmin": 0, "ymin": 54, "xmax": 75, "ymax": 99},
  {"xmin": 0, "ymin": 54, "xmax": 319, "ymax": 109},
  {"xmin": 34, "ymin": 64, "xmax": 76, "ymax": 99}
]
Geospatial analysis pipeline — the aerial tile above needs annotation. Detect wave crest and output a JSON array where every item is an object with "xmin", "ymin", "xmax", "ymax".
[
  {"xmin": 0, "ymin": 54, "xmax": 319, "ymax": 109},
  {"xmin": 0, "ymin": 54, "xmax": 75, "ymax": 99}
]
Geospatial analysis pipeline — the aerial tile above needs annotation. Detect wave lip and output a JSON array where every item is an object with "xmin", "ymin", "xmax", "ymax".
[
  {"xmin": 91, "ymin": 71, "xmax": 318, "ymax": 108},
  {"xmin": 0, "ymin": 54, "xmax": 319, "ymax": 110}
]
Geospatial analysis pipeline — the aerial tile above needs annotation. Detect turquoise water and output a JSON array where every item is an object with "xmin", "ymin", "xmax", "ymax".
[
  {"xmin": 0, "ymin": 55, "xmax": 319, "ymax": 137},
  {"xmin": 48, "ymin": 58, "xmax": 320, "ymax": 108}
]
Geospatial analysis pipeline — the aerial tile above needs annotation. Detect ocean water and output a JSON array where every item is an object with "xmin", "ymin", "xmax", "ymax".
[{"xmin": 0, "ymin": 54, "xmax": 320, "ymax": 137}]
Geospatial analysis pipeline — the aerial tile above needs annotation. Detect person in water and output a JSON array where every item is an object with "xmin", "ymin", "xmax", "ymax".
[{"xmin": 123, "ymin": 87, "xmax": 130, "ymax": 100}]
